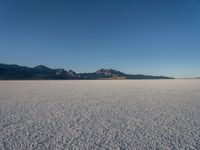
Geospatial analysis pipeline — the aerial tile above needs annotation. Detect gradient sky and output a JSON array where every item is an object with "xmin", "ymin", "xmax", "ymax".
[{"xmin": 0, "ymin": 0, "xmax": 200, "ymax": 77}]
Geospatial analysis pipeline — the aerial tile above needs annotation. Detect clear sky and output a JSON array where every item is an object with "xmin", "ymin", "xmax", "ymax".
[{"xmin": 0, "ymin": 0, "xmax": 200, "ymax": 77}]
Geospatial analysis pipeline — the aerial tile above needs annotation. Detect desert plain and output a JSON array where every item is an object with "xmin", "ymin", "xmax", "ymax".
[{"xmin": 0, "ymin": 80, "xmax": 200, "ymax": 149}]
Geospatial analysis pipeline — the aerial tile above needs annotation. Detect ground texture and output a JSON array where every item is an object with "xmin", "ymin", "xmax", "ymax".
[{"xmin": 0, "ymin": 80, "xmax": 200, "ymax": 149}]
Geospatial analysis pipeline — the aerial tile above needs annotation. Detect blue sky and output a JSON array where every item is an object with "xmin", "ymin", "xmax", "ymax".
[{"xmin": 0, "ymin": 0, "xmax": 200, "ymax": 77}]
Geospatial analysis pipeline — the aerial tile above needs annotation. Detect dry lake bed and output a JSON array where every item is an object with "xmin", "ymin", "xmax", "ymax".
[{"xmin": 0, "ymin": 80, "xmax": 200, "ymax": 149}]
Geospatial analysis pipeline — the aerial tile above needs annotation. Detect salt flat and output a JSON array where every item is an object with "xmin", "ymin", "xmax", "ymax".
[{"xmin": 0, "ymin": 80, "xmax": 200, "ymax": 149}]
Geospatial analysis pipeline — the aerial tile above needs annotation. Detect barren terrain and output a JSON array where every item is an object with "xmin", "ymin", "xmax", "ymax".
[{"xmin": 0, "ymin": 80, "xmax": 200, "ymax": 149}]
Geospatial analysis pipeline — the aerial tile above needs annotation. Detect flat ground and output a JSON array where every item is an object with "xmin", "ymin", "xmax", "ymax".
[{"xmin": 0, "ymin": 80, "xmax": 200, "ymax": 149}]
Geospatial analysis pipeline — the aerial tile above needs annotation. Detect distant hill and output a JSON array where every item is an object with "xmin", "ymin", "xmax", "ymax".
[
  {"xmin": 77, "ymin": 68, "xmax": 173, "ymax": 80},
  {"xmin": 0, "ymin": 63, "xmax": 173, "ymax": 80},
  {"xmin": 0, "ymin": 63, "xmax": 75, "ymax": 80}
]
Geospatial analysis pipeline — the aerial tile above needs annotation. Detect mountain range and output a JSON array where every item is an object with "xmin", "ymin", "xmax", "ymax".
[{"xmin": 0, "ymin": 63, "xmax": 173, "ymax": 80}]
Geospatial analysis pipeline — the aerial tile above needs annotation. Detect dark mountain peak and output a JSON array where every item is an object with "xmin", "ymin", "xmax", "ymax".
[
  {"xmin": 69, "ymin": 70, "xmax": 75, "ymax": 73},
  {"xmin": 34, "ymin": 65, "xmax": 49, "ymax": 69},
  {"xmin": 33, "ymin": 65, "xmax": 53, "ymax": 74},
  {"xmin": 96, "ymin": 69, "xmax": 112, "ymax": 76},
  {"xmin": 108, "ymin": 68, "xmax": 125, "ymax": 74},
  {"xmin": 55, "ymin": 68, "xmax": 67, "ymax": 75},
  {"xmin": 108, "ymin": 68, "xmax": 118, "ymax": 71},
  {"xmin": 96, "ymin": 68, "xmax": 125, "ymax": 77},
  {"xmin": 96, "ymin": 68, "xmax": 114, "ymax": 73},
  {"xmin": 34, "ymin": 65, "xmax": 52, "ymax": 71},
  {"xmin": 69, "ymin": 70, "xmax": 76, "ymax": 77}
]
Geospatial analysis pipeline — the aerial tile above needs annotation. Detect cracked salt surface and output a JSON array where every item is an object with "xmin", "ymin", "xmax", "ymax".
[{"xmin": 0, "ymin": 80, "xmax": 200, "ymax": 149}]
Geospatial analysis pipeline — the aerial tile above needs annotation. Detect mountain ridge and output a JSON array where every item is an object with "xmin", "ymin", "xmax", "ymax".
[{"xmin": 0, "ymin": 63, "xmax": 174, "ymax": 80}]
